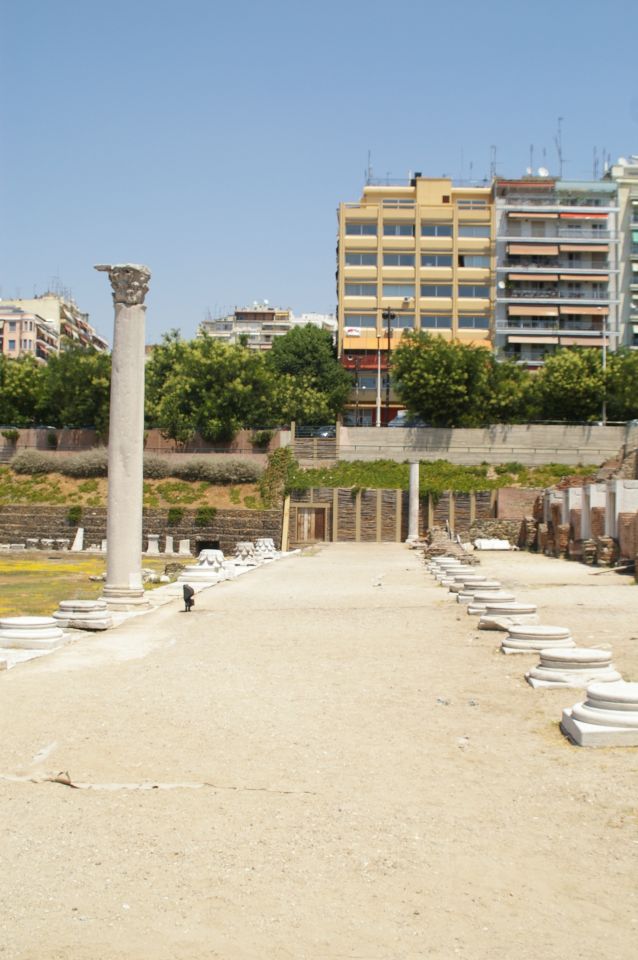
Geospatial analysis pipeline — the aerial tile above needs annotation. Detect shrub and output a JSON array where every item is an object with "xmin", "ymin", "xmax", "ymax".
[
  {"xmin": 67, "ymin": 505, "xmax": 82, "ymax": 525},
  {"xmin": 143, "ymin": 454, "xmax": 171, "ymax": 478},
  {"xmin": 78, "ymin": 479, "xmax": 99, "ymax": 493},
  {"xmin": 195, "ymin": 506, "xmax": 217, "ymax": 527},
  {"xmin": 171, "ymin": 457, "xmax": 262, "ymax": 485},
  {"xmin": 1, "ymin": 429, "xmax": 19, "ymax": 443},
  {"xmin": 60, "ymin": 448, "xmax": 108, "ymax": 477},
  {"xmin": 251, "ymin": 429, "xmax": 273, "ymax": 449},
  {"xmin": 167, "ymin": 507, "xmax": 184, "ymax": 526},
  {"xmin": 10, "ymin": 450, "xmax": 57, "ymax": 475},
  {"xmin": 155, "ymin": 481, "xmax": 200, "ymax": 504}
]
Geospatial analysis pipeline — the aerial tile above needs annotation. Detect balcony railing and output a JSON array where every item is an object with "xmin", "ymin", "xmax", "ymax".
[
  {"xmin": 500, "ymin": 229, "xmax": 615, "ymax": 240},
  {"xmin": 496, "ymin": 321, "xmax": 604, "ymax": 334},
  {"xmin": 500, "ymin": 288, "xmax": 609, "ymax": 300}
]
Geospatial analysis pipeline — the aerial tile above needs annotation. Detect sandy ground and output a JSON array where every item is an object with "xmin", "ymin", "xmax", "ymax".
[{"xmin": 0, "ymin": 544, "xmax": 637, "ymax": 960}]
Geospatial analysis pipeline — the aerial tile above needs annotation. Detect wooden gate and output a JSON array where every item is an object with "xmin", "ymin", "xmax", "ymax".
[{"xmin": 295, "ymin": 507, "xmax": 327, "ymax": 543}]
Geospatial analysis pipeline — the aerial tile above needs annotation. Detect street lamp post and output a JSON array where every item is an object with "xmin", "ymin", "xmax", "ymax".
[
  {"xmin": 382, "ymin": 309, "xmax": 395, "ymax": 425},
  {"xmin": 601, "ymin": 307, "xmax": 608, "ymax": 426},
  {"xmin": 347, "ymin": 354, "xmax": 362, "ymax": 426}
]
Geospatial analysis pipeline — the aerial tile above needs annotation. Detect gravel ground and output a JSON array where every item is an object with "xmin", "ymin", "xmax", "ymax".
[{"xmin": 0, "ymin": 544, "xmax": 636, "ymax": 960}]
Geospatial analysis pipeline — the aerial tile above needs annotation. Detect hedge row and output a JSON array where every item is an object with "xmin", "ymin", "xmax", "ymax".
[{"xmin": 10, "ymin": 449, "xmax": 263, "ymax": 484}]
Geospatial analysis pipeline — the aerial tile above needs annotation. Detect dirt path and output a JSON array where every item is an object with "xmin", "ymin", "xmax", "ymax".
[{"xmin": 0, "ymin": 545, "xmax": 636, "ymax": 959}]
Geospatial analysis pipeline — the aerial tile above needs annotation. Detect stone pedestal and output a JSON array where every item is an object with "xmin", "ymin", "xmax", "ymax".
[
  {"xmin": 527, "ymin": 647, "xmax": 621, "ymax": 689},
  {"xmin": 178, "ymin": 539, "xmax": 192, "ymax": 557},
  {"xmin": 478, "ymin": 601, "xmax": 539, "ymax": 631},
  {"xmin": 467, "ymin": 590, "xmax": 516, "ymax": 614},
  {"xmin": 406, "ymin": 460, "xmax": 419, "ymax": 543},
  {"xmin": 52, "ymin": 600, "xmax": 113, "ymax": 631},
  {"xmin": 0, "ymin": 617, "xmax": 66, "ymax": 650},
  {"xmin": 71, "ymin": 527, "xmax": 84, "ymax": 552},
  {"xmin": 501, "ymin": 625, "xmax": 574, "ymax": 655},
  {"xmin": 96, "ymin": 263, "xmax": 151, "ymax": 611},
  {"xmin": 561, "ymin": 681, "xmax": 638, "ymax": 746},
  {"xmin": 146, "ymin": 534, "xmax": 160, "ymax": 555},
  {"xmin": 164, "ymin": 535, "xmax": 174, "ymax": 555}
]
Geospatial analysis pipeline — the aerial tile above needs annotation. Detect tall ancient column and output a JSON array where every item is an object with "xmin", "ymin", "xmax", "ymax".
[
  {"xmin": 95, "ymin": 263, "xmax": 151, "ymax": 609},
  {"xmin": 406, "ymin": 459, "xmax": 420, "ymax": 543}
]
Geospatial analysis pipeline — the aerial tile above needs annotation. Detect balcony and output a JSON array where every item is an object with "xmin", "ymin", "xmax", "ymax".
[
  {"xmin": 500, "ymin": 229, "xmax": 615, "ymax": 241},
  {"xmin": 498, "ymin": 287, "xmax": 610, "ymax": 302},
  {"xmin": 496, "ymin": 320, "xmax": 605, "ymax": 335}
]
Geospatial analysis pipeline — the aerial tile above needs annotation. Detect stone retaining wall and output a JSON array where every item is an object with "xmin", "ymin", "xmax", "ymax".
[{"xmin": 0, "ymin": 506, "xmax": 282, "ymax": 554}]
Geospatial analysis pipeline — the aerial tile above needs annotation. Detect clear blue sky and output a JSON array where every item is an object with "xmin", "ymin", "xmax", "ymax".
[{"xmin": 2, "ymin": 0, "xmax": 637, "ymax": 344}]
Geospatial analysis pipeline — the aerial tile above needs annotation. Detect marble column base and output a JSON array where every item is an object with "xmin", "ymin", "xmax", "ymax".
[
  {"xmin": 52, "ymin": 599, "xmax": 114, "ymax": 631},
  {"xmin": 527, "ymin": 647, "xmax": 621, "ymax": 688},
  {"xmin": 467, "ymin": 592, "xmax": 516, "ymax": 614},
  {"xmin": 478, "ymin": 613, "xmax": 540, "ymax": 631},
  {"xmin": 0, "ymin": 616, "xmax": 66, "ymax": 650},
  {"xmin": 101, "ymin": 587, "xmax": 150, "ymax": 612},
  {"xmin": 561, "ymin": 681, "xmax": 638, "ymax": 746},
  {"xmin": 501, "ymin": 625, "xmax": 574, "ymax": 655}
]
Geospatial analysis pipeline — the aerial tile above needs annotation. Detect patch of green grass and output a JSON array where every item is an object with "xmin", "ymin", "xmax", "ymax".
[
  {"xmin": 0, "ymin": 554, "xmax": 168, "ymax": 617},
  {"xmin": 78, "ymin": 479, "xmax": 99, "ymax": 494},
  {"xmin": 155, "ymin": 481, "xmax": 202, "ymax": 505},
  {"xmin": 229, "ymin": 486, "xmax": 241, "ymax": 505}
]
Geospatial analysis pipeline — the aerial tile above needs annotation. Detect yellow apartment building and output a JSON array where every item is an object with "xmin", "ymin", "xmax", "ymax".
[{"xmin": 337, "ymin": 175, "xmax": 494, "ymax": 423}]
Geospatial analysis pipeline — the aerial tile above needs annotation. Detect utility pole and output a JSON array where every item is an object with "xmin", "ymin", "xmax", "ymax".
[{"xmin": 382, "ymin": 308, "xmax": 395, "ymax": 424}]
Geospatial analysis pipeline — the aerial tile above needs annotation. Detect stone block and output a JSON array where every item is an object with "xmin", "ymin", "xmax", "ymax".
[
  {"xmin": 501, "ymin": 625, "xmax": 574, "ymax": 655},
  {"xmin": 52, "ymin": 600, "xmax": 113, "ymax": 631},
  {"xmin": 146, "ymin": 534, "xmax": 160, "ymax": 555}
]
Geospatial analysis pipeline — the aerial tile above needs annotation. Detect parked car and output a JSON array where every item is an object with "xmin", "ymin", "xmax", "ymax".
[{"xmin": 387, "ymin": 413, "xmax": 429, "ymax": 428}]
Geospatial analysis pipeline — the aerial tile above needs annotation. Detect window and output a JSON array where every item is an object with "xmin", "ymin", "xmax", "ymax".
[
  {"xmin": 458, "ymin": 254, "xmax": 490, "ymax": 268},
  {"xmin": 382, "ymin": 283, "xmax": 415, "ymax": 297},
  {"xmin": 421, "ymin": 315, "xmax": 452, "ymax": 329},
  {"xmin": 458, "ymin": 315, "xmax": 490, "ymax": 329},
  {"xmin": 346, "ymin": 222, "xmax": 377, "ymax": 236},
  {"xmin": 8, "ymin": 339, "xmax": 16, "ymax": 350},
  {"xmin": 344, "ymin": 313, "xmax": 376, "ymax": 328},
  {"xmin": 458, "ymin": 285, "xmax": 490, "ymax": 298},
  {"xmin": 383, "ymin": 253, "xmax": 415, "ymax": 267},
  {"xmin": 383, "ymin": 222, "xmax": 414, "ymax": 236},
  {"xmin": 458, "ymin": 224, "xmax": 490, "ymax": 238},
  {"xmin": 421, "ymin": 285, "xmax": 452, "ymax": 297},
  {"xmin": 390, "ymin": 314, "xmax": 414, "ymax": 329},
  {"xmin": 345, "ymin": 283, "xmax": 376, "ymax": 296},
  {"xmin": 422, "ymin": 253, "xmax": 452, "ymax": 267},
  {"xmin": 422, "ymin": 223, "xmax": 452, "ymax": 237},
  {"xmin": 345, "ymin": 252, "xmax": 377, "ymax": 266},
  {"xmin": 456, "ymin": 199, "xmax": 488, "ymax": 209},
  {"xmin": 8, "ymin": 321, "xmax": 16, "ymax": 331}
]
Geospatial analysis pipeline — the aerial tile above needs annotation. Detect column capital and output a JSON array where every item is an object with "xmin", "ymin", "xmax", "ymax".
[{"xmin": 95, "ymin": 263, "xmax": 151, "ymax": 306}]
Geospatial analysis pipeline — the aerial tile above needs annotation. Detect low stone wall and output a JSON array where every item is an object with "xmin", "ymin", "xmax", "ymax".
[
  {"xmin": 0, "ymin": 506, "xmax": 282, "ymax": 555},
  {"xmin": 468, "ymin": 519, "xmax": 524, "ymax": 546}
]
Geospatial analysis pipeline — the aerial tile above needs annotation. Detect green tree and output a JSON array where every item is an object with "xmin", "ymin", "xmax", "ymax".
[
  {"xmin": 485, "ymin": 358, "xmax": 535, "ymax": 424},
  {"xmin": 391, "ymin": 332, "xmax": 495, "ymax": 427},
  {"xmin": 267, "ymin": 325, "xmax": 351, "ymax": 423},
  {"xmin": 146, "ymin": 334, "xmax": 275, "ymax": 443},
  {"xmin": 531, "ymin": 348, "xmax": 605, "ymax": 422},
  {"xmin": 0, "ymin": 355, "xmax": 46, "ymax": 425},
  {"xmin": 38, "ymin": 345, "xmax": 112, "ymax": 435},
  {"xmin": 605, "ymin": 349, "xmax": 638, "ymax": 421}
]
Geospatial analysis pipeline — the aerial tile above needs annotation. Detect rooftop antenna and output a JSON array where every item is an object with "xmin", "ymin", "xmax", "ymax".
[
  {"xmin": 365, "ymin": 149, "xmax": 373, "ymax": 185},
  {"xmin": 554, "ymin": 116, "xmax": 564, "ymax": 178},
  {"xmin": 603, "ymin": 146, "xmax": 609, "ymax": 173},
  {"xmin": 489, "ymin": 145, "xmax": 497, "ymax": 180},
  {"xmin": 529, "ymin": 144, "xmax": 534, "ymax": 175},
  {"xmin": 593, "ymin": 146, "xmax": 599, "ymax": 179}
]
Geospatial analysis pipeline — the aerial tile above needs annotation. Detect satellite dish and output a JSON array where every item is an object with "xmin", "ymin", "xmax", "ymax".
[
  {"xmin": 538, "ymin": 167, "xmax": 549, "ymax": 177},
  {"xmin": 497, "ymin": 280, "xmax": 506, "ymax": 290},
  {"xmin": 525, "ymin": 167, "xmax": 533, "ymax": 176},
  {"xmin": 618, "ymin": 157, "xmax": 628, "ymax": 166}
]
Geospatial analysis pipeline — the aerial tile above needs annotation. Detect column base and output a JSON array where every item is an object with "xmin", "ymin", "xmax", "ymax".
[{"xmin": 101, "ymin": 587, "xmax": 150, "ymax": 612}]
